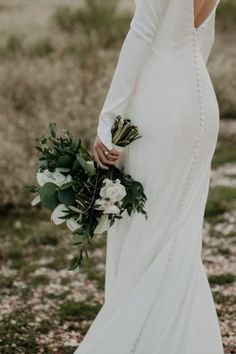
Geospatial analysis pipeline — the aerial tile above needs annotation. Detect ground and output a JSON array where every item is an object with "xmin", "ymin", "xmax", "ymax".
[
  {"xmin": 0, "ymin": 0, "xmax": 235, "ymax": 353},
  {"xmin": 0, "ymin": 120, "xmax": 236, "ymax": 354}
]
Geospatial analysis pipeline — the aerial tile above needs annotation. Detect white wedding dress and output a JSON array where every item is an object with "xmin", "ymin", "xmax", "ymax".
[{"xmin": 74, "ymin": 0, "xmax": 224, "ymax": 353}]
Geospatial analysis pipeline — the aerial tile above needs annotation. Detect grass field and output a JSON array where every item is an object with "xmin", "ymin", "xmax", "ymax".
[{"xmin": 0, "ymin": 0, "xmax": 235, "ymax": 353}]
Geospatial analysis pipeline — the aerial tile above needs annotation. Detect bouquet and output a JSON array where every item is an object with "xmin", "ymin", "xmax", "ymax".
[{"xmin": 28, "ymin": 117, "xmax": 147, "ymax": 270}]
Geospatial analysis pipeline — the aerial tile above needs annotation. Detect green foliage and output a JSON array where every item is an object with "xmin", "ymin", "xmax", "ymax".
[
  {"xmin": 58, "ymin": 188, "xmax": 75, "ymax": 206},
  {"xmin": 213, "ymin": 244, "xmax": 231, "ymax": 256},
  {"xmin": 31, "ymin": 275, "xmax": 50, "ymax": 287},
  {"xmin": 0, "ymin": 33, "xmax": 55, "ymax": 59},
  {"xmin": 209, "ymin": 273, "xmax": 236, "ymax": 285},
  {"xmin": 35, "ymin": 123, "xmax": 85, "ymax": 172},
  {"xmin": 58, "ymin": 154, "xmax": 74, "ymax": 168},
  {"xmin": 0, "ymin": 308, "xmax": 38, "ymax": 354},
  {"xmin": 212, "ymin": 147, "xmax": 236, "ymax": 168},
  {"xmin": 52, "ymin": 5, "xmax": 76, "ymax": 33},
  {"xmin": 5, "ymin": 249, "xmax": 22, "ymax": 260},
  {"xmin": 68, "ymin": 256, "xmax": 83, "ymax": 271},
  {"xmin": 87, "ymin": 271, "xmax": 105, "ymax": 291},
  {"xmin": 217, "ymin": 0, "xmax": 236, "ymax": 31},
  {"xmin": 121, "ymin": 178, "xmax": 147, "ymax": 218},
  {"xmin": 205, "ymin": 186, "xmax": 236, "ymax": 218},
  {"xmin": 59, "ymin": 300, "xmax": 102, "ymax": 321},
  {"xmin": 4, "ymin": 34, "xmax": 24, "ymax": 56},
  {"xmin": 40, "ymin": 182, "xmax": 59, "ymax": 210},
  {"xmin": 30, "ymin": 123, "xmax": 147, "ymax": 270},
  {"xmin": 37, "ymin": 319, "xmax": 52, "ymax": 335},
  {"xmin": 28, "ymin": 37, "xmax": 55, "ymax": 57},
  {"xmin": 52, "ymin": 0, "xmax": 132, "ymax": 47},
  {"xmin": 77, "ymin": 155, "xmax": 96, "ymax": 176}
]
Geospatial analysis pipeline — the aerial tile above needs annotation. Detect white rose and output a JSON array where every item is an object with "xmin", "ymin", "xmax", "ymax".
[
  {"xmin": 99, "ymin": 178, "xmax": 126, "ymax": 203},
  {"xmin": 99, "ymin": 178, "xmax": 114, "ymax": 198},
  {"xmin": 51, "ymin": 203, "xmax": 69, "ymax": 225},
  {"xmin": 94, "ymin": 215, "xmax": 110, "ymax": 234},
  {"xmin": 66, "ymin": 217, "xmax": 81, "ymax": 232}
]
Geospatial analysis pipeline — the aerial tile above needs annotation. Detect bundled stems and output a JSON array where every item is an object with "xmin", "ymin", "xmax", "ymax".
[{"xmin": 112, "ymin": 115, "xmax": 141, "ymax": 147}]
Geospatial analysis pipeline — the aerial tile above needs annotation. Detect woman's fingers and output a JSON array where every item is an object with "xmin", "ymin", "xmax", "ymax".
[
  {"xmin": 109, "ymin": 148, "xmax": 120, "ymax": 157},
  {"xmin": 99, "ymin": 143, "xmax": 120, "ymax": 160},
  {"xmin": 93, "ymin": 135, "xmax": 122, "ymax": 169},
  {"xmin": 97, "ymin": 146, "xmax": 117, "ymax": 165},
  {"xmin": 93, "ymin": 148, "xmax": 109, "ymax": 170}
]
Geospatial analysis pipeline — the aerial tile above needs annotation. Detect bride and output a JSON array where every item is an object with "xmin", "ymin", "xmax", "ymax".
[{"xmin": 74, "ymin": 0, "xmax": 224, "ymax": 353}]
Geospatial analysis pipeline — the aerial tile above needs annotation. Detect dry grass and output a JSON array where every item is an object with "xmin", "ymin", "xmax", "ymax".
[{"xmin": 0, "ymin": 0, "xmax": 235, "ymax": 208}]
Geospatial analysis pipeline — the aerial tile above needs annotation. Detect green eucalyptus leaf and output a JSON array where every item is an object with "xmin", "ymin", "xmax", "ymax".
[
  {"xmin": 56, "ymin": 167, "xmax": 71, "ymax": 173},
  {"xmin": 127, "ymin": 205, "xmax": 133, "ymax": 216},
  {"xmin": 77, "ymin": 155, "xmax": 96, "ymax": 176},
  {"xmin": 57, "ymin": 154, "xmax": 73, "ymax": 168},
  {"xmin": 72, "ymin": 159, "xmax": 80, "ymax": 172},
  {"xmin": 40, "ymin": 182, "xmax": 58, "ymax": 210},
  {"xmin": 60, "ymin": 181, "xmax": 74, "ymax": 191},
  {"xmin": 68, "ymin": 256, "xmax": 82, "ymax": 271},
  {"xmin": 72, "ymin": 233, "xmax": 84, "ymax": 244},
  {"xmin": 79, "ymin": 144, "xmax": 91, "ymax": 158},
  {"xmin": 58, "ymin": 187, "xmax": 75, "ymax": 206}
]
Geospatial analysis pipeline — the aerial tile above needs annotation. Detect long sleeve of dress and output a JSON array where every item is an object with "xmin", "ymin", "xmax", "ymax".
[{"xmin": 96, "ymin": 0, "xmax": 168, "ymax": 151}]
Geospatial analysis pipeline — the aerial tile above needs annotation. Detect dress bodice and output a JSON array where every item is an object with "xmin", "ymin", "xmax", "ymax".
[{"xmin": 96, "ymin": 0, "xmax": 221, "ymax": 151}]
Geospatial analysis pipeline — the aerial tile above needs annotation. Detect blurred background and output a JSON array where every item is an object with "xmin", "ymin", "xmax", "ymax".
[{"xmin": 0, "ymin": 0, "xmax": 235, "ymax": 353}]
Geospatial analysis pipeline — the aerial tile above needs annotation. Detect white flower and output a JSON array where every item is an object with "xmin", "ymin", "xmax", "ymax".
[
  {"xmin": 37, "ymin": 169, "xmax": 52, "ymax": 187},
  {"xmin": 37, "ymin": 169, "xmax": 72, "ymax": 188},
  {"xmin": 66, "ymin": 218, "xmax": 81, "ymax": 232},
  {"xmin": 104, "ymin": 204, "xmax": 120, "ymax": 215},
  {"xmin": 100, "ymin": 178, "xmax": 126, "ymax": 203},
  {"xmin": 94, "ymin": 215, "xmax": 110, "ymax": 234},
  {"xmin": 94, "ymin": 198, "xmax": 109, "ymax": 210},
  {"xmin": 51, "ymin": 203, "xmax": 69, "ymax": 225},
  {"xmin": 31, "ymin": 195, "xmax": 41, "ymax": 206},
  {"xmin": 94, "ymin": 199, "xmax": 121, "ymax": 215}
]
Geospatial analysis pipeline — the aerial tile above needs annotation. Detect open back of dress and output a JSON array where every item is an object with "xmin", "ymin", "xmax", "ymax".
[{"xmin": 194, "ymin": 0, "xmax": 219, "ymax": 29}]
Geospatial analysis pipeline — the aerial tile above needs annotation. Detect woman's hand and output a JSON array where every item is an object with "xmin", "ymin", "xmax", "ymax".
[{"xmin": 93, "ymin": 135, "xmax": 121, "ymax": 170}]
